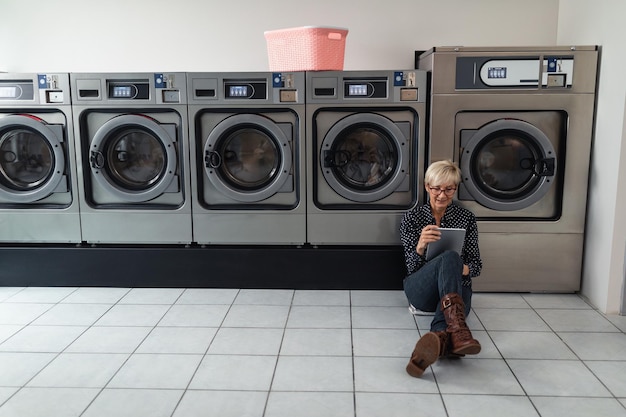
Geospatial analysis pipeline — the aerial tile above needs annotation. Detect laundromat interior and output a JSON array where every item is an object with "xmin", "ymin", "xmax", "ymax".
[{"xmin": 1, "ymin": 1, "xmax": 626, "ymax": 416}]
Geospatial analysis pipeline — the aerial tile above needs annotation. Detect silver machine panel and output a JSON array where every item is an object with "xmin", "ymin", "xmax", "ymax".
[
  {"xmin": 0, "ymin": 73, "xmax": 81, "ymax": 243},
  {"xmin": 418, "ymin": 46, "xmax": 599, "ymax": 292},
  {"xmin": 187, "ymin": 72, "xmax": 306, "ymax": 245},
  {"xmin": 70, "ymin": 73, "xmax": 192, "ymax": 244},
  {"xmin": 306, "ymin": 70, "xmax": 427, "ymax": 245}
]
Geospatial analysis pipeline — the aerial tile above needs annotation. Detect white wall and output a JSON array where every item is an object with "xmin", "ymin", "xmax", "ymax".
[
  {"xmin": 557, "ymin": 0, "xmax": 626, "ymax": 313},
  {"xmin": 0, "ymin": 0, "xmax": 558, "ymax": 72}
]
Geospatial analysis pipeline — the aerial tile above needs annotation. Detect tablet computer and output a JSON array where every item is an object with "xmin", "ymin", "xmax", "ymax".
[{"xmin": 425, "ymin": 228, "xmax": 466, "ymax": 261}]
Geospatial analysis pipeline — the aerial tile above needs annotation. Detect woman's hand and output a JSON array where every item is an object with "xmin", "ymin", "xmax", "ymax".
[
  {"xmin": 463, "ymin": 264, "xmax": 470, "ymax": 276},
  {"xmin": 416, "ymin": 225, "xmax": 441, "ymax": 256}
]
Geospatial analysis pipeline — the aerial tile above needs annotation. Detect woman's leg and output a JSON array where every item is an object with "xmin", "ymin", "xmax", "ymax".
[{"xmin": 403, "ymin": 250, "xmax": 464, "ymax": 331}]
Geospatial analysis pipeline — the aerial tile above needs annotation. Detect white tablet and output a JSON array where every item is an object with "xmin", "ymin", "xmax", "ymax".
[{"xmin": 425, "ymin": 228, "xmax": 466, "ymax": 261}]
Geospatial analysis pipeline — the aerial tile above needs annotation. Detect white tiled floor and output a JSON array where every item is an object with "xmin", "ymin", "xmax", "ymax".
[{"xmin": 1, "ymin": 287, "xmax": 626, "ymax": 417}]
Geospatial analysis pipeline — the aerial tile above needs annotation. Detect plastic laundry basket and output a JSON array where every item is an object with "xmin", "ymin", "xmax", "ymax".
[{"xmin": 264, "ymin": 26, "xmax": 348, "ymax": 72}]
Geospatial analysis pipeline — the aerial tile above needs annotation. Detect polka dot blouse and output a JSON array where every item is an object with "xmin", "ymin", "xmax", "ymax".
[{"xmin": 400, "ymin": 202, "xmax": 483, "ymax": 279}]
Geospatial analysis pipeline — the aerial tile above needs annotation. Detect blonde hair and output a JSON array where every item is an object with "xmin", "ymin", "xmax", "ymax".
[{"xmin": 424, "ymin": 159, "xmax": 461, "ymax": 187}]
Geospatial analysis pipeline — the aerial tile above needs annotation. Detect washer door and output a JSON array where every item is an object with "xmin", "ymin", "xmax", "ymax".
[
  {"xmin": 0, "ymin": 114, "xmax": 66, "ymax": 203},
  {"xmin": 89, "ymin": 114, "xmax": 178, "ymax": 203},
  {"xmin": 204, "ymin": 114, "xmax": 292, "ymax": 202},
  {"xmin": 321, "ymin": 113, "xmax": 408, "ymax": 203},
  {"xmin": 460, "ymin": 119, "xmax": 557, "ymax": 211}
]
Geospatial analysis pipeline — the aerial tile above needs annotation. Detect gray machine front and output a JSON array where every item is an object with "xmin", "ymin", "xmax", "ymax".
[
  {"xmin": 0, "ymin": 73, "xmax": 81, "ymax": 243},
  {"xmin": 187, "ymin": 72, "xmax": 305, "ymax": 244},
  {"xmin": 418, "ymin": 46, "xmax": 599, "ymax": 291},
  {"xmin": 306, "ymin": 70, "xmax": 427, "ymax": 245},
  {"xmin": 71, "ymin": 72, "xmax": 192, "ymax": 244}
]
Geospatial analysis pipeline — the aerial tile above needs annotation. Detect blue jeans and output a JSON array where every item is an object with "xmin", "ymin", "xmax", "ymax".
[{"xmin": 403, "ymin": 250, "xmax": 473, "ymax": 332}]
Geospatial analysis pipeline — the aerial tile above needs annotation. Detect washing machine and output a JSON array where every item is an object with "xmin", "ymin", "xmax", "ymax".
[
  {"xmin": 306, "ymin": 70, "xmax": 427, "ymax": 245},
  {"xmin": 0, "ymin": 73, "xmax": 81, "ymax": 243},
  {"xmin": 187, "ymin": 72, "xmax": 305, "ymax": 244},
  {"xmin": 71, "ymin": 72, "xmax": 192, "ymax": 244},
  {"xmin": 418, "ymin": 46, "xmax": 599, "ymax": 291}
]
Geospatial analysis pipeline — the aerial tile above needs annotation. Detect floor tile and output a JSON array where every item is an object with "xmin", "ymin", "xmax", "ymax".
[
  {"xmin": 176, "ymin": 288, "xmax": 239, "ymax": 304},
  {"xmin": 173, "ymin": 390, "xmax": 267, "ymax": 417},
  {"xmin": 118, "ymin": 288, "xmax": 184, "ymax": 304},
  {"xmin": 355, "ymin": 392, "xmax": 446, "ymax": 417},
  {"xmin": 266, "ymin": 392, "xmax": 354, "ymax": 417},
  {"xmin": 280, "ymin": 328, "xmax": 352, "ymax": 356},
  {"xmin": 508, "ymin": 359, "xmax": 611, "ymax": 396},
  {"xmin": 489, "ymin": 330, "xmax": 577, "ymax": 359},
  {"xmin": 157, "ymin": 304, "xmax": 229, "ymax": 327},
  {"xmin": 352, "ymin": 306, "xmax": 417, "ymax": 329},
  {"xmin": 0, "ymin": 325, "xmax": 86, "ymax": 353},
  {"xmin": 189, "ymin": 354, "xmax": 277, "ymax": 390},
  {"xmin": 522, "ymin": 293, "xmax": 593, "ymax": 309},
  {"xmin": 286, "ymin": 306, "xmax": 351, "ymax": 328},
  {"xmin": 207, "ymin": 327, "xmax": 283, "ymax": 355},
  {"xmin": 606, "ymin": 314, "xmax": 626, "ymax": 332},
  {"xmin": 471, "ymin": 293, "xmax": 530, "ymax": 309},
  {"xmin": 473, "ymin": 308, "xmax": 550, "ymax": 331},
  {"xmin": 559, "ymin": 332, "xmax": 626, "ymax": 360},
  {"xmin": 0, "ymin": 303, "xmax": 53, "ymax": 325},
  {"xmin": 351, "ymin": 290, "xmax": 407, "ymax": 307},
  {"xmin": 0, "ymin": 325, "xmax": 23, "ymax": 344},
  {"xmin": 433, "ymin": 358, "xmax": 524, "ymax": 395},
  {"xmin": 0, "ymin": 288, "xmax": 24, "ymax": 302},
  {"xmin": 466, "ymin": 330, "xmax": 501, "ymax": 359},
  {"xmin": 531, "ymin": 396, "xmax": 626, "ymax": 417},
  {"xmin": 233, "ymin": 289, "xmax": 294, "ymax": 305},
  {"xmin": 272, "ymin": 356, "xmax": 353, "ymax": 392},
  {"xmin": 585, "ymin": 361, "xmax": 626, "ymax": 397},
  {"xmin": 293, "ymin": 290, "xmax": 350, "ymax": 306},
  {"xmin": 3, "ymin": 287, "xmax": 77, "ymax": 303},
  {"xmin": 81, "ymin": 388, "xmax": 183, "ymax": 417},
  {"xmin": 537, "ymin": 309, "xmax": 619, "ymax": 332},
  {"xmin": 353, "ymin": 356, "xmax": 439, "ymax": 394},
  {"xmin": 107, "ymin": 353, "xmax": 202, "ymax": 389},
  {"xmin": 94, "ymin": 304, "xmax": 170, "ymax": 326},
  {"xmin": 222, "ymin": 305, "xmax": 290, "ymax": 328},
  {"xmin": 352, "ymin": 328, "xmax": 419, "ymax": 357},
  {"xmin": 27, "ymin": 353, "xmax": 128, "ymax": 388},
  {"xmin": 136, "ymin": 327, "xmax": 217, "ymax": 354},
  {"xmin": 444, "ymin": 394, "xmax": 539, "ymax": 417},
  {"xmin": 0, "ymin": 387, "xmax": 98, "ymax": 417},
  {"xmin": 60, "ymin": 287, "xmax": 130, "ymax": 304},
  {"xmin": 65, "ymin": 326, "xmax": 152, "ymax": 353},
  {"xmin": 0, "ymin": 388, "xmax": 18, "ymax": 405},
  {"xmin": 0, "ymin": 352, "xmax": 55, "ymax": 386},
  {"xmin": 31, "ymin": 303, "xmax": 111, "ymax": 326}
]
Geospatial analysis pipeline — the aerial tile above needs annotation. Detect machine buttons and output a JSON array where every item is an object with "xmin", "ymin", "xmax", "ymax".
[
  {"xmin": 546, "ymin": 74, "xmax": 566, "ymax": 88},
  {"xmin": 46, "ymin": 91, "xmax": 64, "ymax": 103},
  {"xmin": 162, "ymin": 90, "xmax": 180, "ymax": 103},
  {"xmin": 400, "ymin": 88, "xmax": 418, "ymax": 101}
]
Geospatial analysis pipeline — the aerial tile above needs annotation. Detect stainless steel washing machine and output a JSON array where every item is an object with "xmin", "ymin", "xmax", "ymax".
[
  {"xmin": 306, "ymin": 70, "xmax": 427, "ymax": 245},
  {"xmin": 0, "ymin": 73, "xmax": 81, "ymax": 243},
  {"xmin": 418, "ymin": 46, "xmax": 599, "ymax": 292},
  {"xmin": 187, "ymin": 72, "xmax": 305, "ymax": 244},
  {"xmin": 71, "ymin": 72, "xmax": 192, "ymax": 244}
]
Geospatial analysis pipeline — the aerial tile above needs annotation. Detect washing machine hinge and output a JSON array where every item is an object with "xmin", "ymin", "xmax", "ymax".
[{"xmin": 90, "ymin": 151, "xmax": 105, "ymax": 169}]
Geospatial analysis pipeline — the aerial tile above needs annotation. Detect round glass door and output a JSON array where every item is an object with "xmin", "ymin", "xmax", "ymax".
[
  {"xmin": 0, "ymin": 114, "xmax": 65, "ymax": 203},
  {"xmin": 204, "ymin": 114, "xmax": 292, "ymax": 202},
  {"xmin": 90, "ymin": 114, "xmax": 177, "ymax": 202},
  {"xmin": 461, "ymin": 119, "xmax": 556, "ymax": 211},
  {"xmin": 321, "ymin": 113, "xmax": 408, "ymax": 203}
]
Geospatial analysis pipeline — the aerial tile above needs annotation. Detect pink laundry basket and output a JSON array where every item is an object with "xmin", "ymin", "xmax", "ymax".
[{"xmin": 264, "ymin": 26, "xmax": 349, "ymax": 71}]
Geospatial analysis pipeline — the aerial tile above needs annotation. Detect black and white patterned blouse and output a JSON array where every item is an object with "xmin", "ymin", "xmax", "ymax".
[{"xmin": 400, "ymin": 202, "xmax": 482, "ymax": 279}]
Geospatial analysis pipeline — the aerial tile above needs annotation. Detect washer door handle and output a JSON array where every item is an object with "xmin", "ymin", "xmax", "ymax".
[
  {"xmin": 205, "ymin": 150, "xmax": 222, "ymax": 169},
  {"xmin": 521, "ymin": 157, "xmax": 555, "ymax": 177},
  {"xmin": 323, "ymin": 149, "xmax": 350, "ymax": 168},
  {"xmin": 90, "ymin": 151, "xmax": 105, "ymax": 169}
]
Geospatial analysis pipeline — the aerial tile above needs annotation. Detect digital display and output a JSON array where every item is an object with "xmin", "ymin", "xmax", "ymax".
[
  {"xmin": 112, "ymin": 85, "xmax": 133, "ymax": 98},
  {"xmin": 0, "ymin": 86, "xmax": 17, "ymax": 98},
  {"xmin": 487, "ymin": 67, "xmax": 507, "ymax": 79},
  {"xmin": 229, "ymin": 85, "xmax": 248, "ymax": 97},
  {"xmin": 348, "ymin": 84, "xmax": 368, "ymax": 96}
]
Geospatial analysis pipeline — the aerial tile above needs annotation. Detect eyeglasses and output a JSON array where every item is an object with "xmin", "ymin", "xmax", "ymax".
[{"xmin": 428, "ymin": 186, "xmax": 457, "ymax": 196}]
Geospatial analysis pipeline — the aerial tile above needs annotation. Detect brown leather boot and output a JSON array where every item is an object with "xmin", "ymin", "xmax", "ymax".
[
  {"xmin": 441, "ymin": 293, "xmax": 481, "ymax": 355},
  {"xmin": 405, "ymin": 330, "xmax": 448, "ymax": 377}
]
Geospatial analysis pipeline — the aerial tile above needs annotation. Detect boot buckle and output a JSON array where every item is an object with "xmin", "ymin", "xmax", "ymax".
[{"xmin": 442, "ymin": 298, "xmax": 452, "ymax": 309}]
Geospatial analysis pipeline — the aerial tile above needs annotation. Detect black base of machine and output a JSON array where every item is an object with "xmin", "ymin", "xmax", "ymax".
[{"xmin": 0, "ymin": 245, "xmax": 405, "ymax": 290}]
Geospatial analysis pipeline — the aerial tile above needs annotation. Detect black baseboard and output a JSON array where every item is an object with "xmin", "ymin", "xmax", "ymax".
[{"xmin": 0, "ymin": 244, "xmax": 406, "ymax": 290}]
